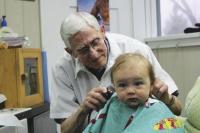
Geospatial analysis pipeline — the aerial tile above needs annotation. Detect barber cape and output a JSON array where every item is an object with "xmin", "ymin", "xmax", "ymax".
[{"xmin": 83, "ymin": 94, "xmax": 184, "ymax": 133}]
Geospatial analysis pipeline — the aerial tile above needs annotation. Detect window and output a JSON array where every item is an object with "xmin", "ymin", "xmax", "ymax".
[{"xmin": 157, "ymin": 0, "xmax": 200, "ymax": 36}]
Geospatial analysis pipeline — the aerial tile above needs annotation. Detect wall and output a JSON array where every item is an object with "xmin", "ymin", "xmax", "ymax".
[
  {"xmin": 0, "ymin": 0, "xmax": 41, "ymax": 48},
  {"xmin": 145, "ymin": 33, "xmax": 200, "ymax": 113},
  {"xmin": 40, "ymin": 0, "xmax": 67, "ymax": 87}
]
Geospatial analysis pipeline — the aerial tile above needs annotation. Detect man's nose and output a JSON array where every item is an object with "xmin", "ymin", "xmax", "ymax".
[{"xmin": 88, "ymin": 47, "xmax": 99, "ymax": 58}]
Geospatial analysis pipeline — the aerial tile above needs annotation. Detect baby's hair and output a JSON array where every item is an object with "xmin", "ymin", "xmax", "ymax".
[{"xmin": 111, "ymin": 53, "xmax": 155, "ymax": 85}]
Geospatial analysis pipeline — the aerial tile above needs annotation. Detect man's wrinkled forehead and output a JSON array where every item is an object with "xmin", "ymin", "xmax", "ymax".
[{"xmin": 70, "ymin": 27, "xmax": 99, "ymax": 44}]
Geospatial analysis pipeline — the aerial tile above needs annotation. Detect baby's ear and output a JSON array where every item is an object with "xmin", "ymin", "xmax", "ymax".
[
  {"xmin": 184, "ymin": 76, "xmax": 200, "ymax": 132},
  {"xmin": 149, "ymin": 85, "xmax": 154, "ymax": 97}
]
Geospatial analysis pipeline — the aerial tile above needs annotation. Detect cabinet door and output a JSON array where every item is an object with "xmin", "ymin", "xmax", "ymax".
[
  {"xmin": 17, "ymin": 119, "xmax": 28, "ymax": 133},
  {"xmin": 17, "ymin": 48, "xmax": 44, "ymax": 107},
  {"xmin": 33, "ymin": 111, "xmax": 57, "ymax": 133},
  {"xmin": 0, "ymin": 49, "xmax": 18, "ymax": 108}
]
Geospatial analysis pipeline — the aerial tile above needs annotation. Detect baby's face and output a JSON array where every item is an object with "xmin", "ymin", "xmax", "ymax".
[{"xmin": 113, "ymin": 60, "xmax": 153, "ymax": 108}]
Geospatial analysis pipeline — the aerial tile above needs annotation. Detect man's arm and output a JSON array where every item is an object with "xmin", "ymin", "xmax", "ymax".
[
  {"xmin": 61, "ymin": 87, "xmax": 107, "ymax": 133},
  {"xmin": 166, "ymin": 93, "xmax": 182, "ymax": 115},
  {"xmin": 61, "ymin": 106, "xmax": 89, "ymax": 133},
  {"xmin": 152, "ymin": 78, "xmax": 182, "ymax": 115}
]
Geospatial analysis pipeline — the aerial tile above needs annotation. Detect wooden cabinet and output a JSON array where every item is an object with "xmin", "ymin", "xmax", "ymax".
[{"xmin": 0, "ymin": 48, "xmax": 44, "ymax": 108}]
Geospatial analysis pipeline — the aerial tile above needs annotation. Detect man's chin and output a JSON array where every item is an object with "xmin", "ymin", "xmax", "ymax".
[
  {"xmin": 85, "ymin": 62, "xmax": 106, "ymax": 70},
  {"xmin": 93, "ymin": 57, "xmax": 107, "ymax": 67},
  {"xmin": 88, "ymin": 61, "xmax": 107, "ymax": 69},
  {"xmin": 88, "ymin": 65, "xmax": 106, "ymax": 70}
]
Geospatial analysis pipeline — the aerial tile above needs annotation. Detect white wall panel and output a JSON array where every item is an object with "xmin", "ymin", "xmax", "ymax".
[{"xmin": 110, "ymin": 0, "xmax": 134, "ymax": 37}]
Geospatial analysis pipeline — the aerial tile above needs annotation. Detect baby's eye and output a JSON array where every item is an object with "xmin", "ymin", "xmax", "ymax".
[
  {"xmin": 117, "ymin": 82, "xmax": 127, "ymax": 88},
  {"xmin": 133, "ymin": 81, "xmax": 144, "ymax": 86}
]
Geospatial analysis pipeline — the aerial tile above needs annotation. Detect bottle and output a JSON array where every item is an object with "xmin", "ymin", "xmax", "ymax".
[
  {"xmin": 1, "ymin": 16, "xmax": 7, "ymax": 27},
  {"xmin": 0, "ymin": 15, "xmax": 17, "ymax": 37}
]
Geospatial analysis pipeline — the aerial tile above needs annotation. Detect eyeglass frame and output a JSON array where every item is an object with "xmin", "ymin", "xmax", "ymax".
[{"xmin": 74, "ymin": 37, "xmax": 104, "ymax": 56}]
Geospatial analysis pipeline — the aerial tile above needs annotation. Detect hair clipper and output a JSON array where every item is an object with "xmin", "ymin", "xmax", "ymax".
[{"xmin": 102, "ymin": 85, "xmax": 115, "ymax": 100}]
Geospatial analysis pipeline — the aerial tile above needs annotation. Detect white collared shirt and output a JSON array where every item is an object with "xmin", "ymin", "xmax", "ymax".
[{"xmin": 50, "ymin": 33, "xmax": 178, "ymax": 119}]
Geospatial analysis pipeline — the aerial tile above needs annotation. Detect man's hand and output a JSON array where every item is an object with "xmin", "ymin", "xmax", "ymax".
[
  {"xmin": 61, "ymin": 87, "xmax": 107, "ymax": 133},
  {"xmin": 152, "ymin": 78, "xmax": 182, "ymax": 115},
  {"xmin": 152, "ymin": 78, "xmax": 169, "ymax": 101},
  {"xmin": 81, "ymin": 87, "xmax": 107, "ymax": 113}
]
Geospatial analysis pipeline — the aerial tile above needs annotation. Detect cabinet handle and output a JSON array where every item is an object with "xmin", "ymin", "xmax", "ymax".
[{"xmin": 21, "ymin": 73, "xmax": 28, "ymax": 81}]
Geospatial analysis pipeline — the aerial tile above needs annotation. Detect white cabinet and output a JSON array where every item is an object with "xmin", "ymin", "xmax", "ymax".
[
  {"xmin": 0, "ymin": 118, "xmax": 28, "ymax": 133},
  {"xmin": 33, "ymin": 111, "xmax": 57, "ymax": 133}
]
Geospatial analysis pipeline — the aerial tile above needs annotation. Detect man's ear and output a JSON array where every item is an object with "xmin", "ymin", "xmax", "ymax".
[
  {"xmin": 65, "ymin": 48, "xmax": 73, "ymax": 55},
  {"xmin": 100, "ymin": 25, "xmax": 105, "ymax": 33},
  {"xmin": 65, "ymin": 48, "xmax": 77, "ymax": 58}
]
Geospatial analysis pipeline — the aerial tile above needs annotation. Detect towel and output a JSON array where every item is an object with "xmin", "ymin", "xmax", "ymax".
[{"xmin": 83, "ymin": 94, "xmax": 184, "ymax": 133}]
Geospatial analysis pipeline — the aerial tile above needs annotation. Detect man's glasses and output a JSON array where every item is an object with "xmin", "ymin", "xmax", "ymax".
[{"xmin": 76, "ymin": 37, "xmax": 102, "ymax": 56}]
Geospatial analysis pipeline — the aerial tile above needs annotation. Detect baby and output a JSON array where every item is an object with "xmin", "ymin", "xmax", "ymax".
[{"xmin": 83, "ymin": 53, "xmax": 184, "ymax": 133}]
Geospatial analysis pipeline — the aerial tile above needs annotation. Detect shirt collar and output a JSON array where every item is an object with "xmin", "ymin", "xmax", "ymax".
[
  {"xmin": 74, "ymin": 58, "xmax": 86, "ymax": 79},
  {"xmin": 105, "ymin": 33, "xmax": 122, "ymax": 69}
]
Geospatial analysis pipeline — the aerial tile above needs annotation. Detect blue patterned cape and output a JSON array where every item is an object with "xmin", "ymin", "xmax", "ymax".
[{"xmin": 83, "ymin": 94, "xmax": 184, "ymax": 133}]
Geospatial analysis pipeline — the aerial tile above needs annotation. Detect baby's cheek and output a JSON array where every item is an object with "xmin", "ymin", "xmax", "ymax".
[{"xmin": 117, "ymin": 92, "xmax": 127, "ymax": 102}]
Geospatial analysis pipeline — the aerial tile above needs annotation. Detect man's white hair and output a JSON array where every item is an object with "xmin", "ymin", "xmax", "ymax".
[{"xmin": 60, "ymin": 12, "xmax": 100, "ymax": 48}]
